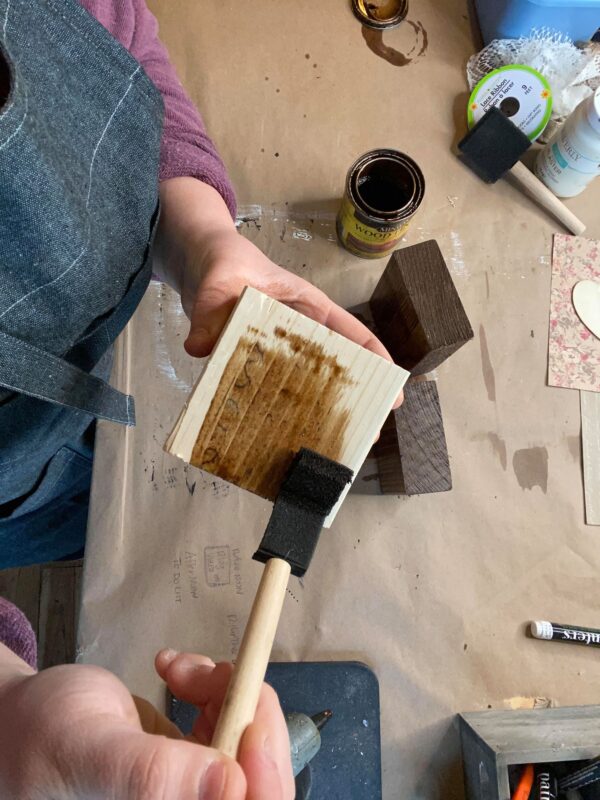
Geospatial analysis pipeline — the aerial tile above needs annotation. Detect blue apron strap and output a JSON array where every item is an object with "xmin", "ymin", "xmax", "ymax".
[
  {"xmin": 0, "ymin": 206, "xmax": 159, "ymax": 426},
  {"xmin": 0, "ymin": 331, "xmax": 135, "ymax": 425}
]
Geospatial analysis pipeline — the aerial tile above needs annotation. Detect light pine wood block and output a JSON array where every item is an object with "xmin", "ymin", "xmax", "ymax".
[
  {"xmin": 581, "ymin": 390, "xmax": 600, "ymax": 526},
  {"xmin": 166, "ymin": 287, "xmax": 409, "ymax": 525}
]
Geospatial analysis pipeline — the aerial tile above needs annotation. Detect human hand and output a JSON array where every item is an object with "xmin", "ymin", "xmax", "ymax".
[
  {"xmin": 183, "ymin": 229, "xmax": 403, "ymax": 408},
  {"xmin": 156, "ymin": 177, "xmax": 402, "ymax": 408},
  {"xmin": 0, "ymin": 644, "xmax": 294, "ymax": 799}
]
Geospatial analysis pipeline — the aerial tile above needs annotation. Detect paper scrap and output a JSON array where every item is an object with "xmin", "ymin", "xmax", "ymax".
[{"xmin": 503, "ymin": 696, "xmax": 555, "ymax": 710}]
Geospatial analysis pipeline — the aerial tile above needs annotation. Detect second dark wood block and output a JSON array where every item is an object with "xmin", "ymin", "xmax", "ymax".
[
  {"xmin": 376, "ymin": 380, "xmax": 452, "ymax": 495},
  {"xmin": 369, "ymin": 240, "xmax": 473, "ymax": 376}
]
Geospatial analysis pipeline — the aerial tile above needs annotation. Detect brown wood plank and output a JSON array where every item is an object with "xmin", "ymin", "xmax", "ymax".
[
  {"xmin": 369, "ymin": 239, "xmax": 474, "ymax": 376},
  {"xmin": 38, "ymin": 561, "xmax": 82, "ymax": 668}
]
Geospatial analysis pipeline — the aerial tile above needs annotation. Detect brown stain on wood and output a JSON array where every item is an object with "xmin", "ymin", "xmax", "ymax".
[
  {"xmin": 479, "ymin": 324, "xmax": 496, "ymax": 403},
  {"xmin": 361, "ymin": 19, "xmax": 428, "ymax": 67},
  {"xmin": 512, "ymin": 447, "xmax": 548, "ymax": 493},
  {"xmin": 190, "ymin": 329, "xmax": 352, "ymax": 500}
]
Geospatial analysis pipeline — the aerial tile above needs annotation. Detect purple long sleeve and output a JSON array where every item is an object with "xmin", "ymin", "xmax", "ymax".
[
  {"xmin": 79, "ymin": 0, "xmax": 236, "ymax": 218},
  {"xmin": 0, "ymin": 598, "xmax": 37, "ymax": 670}
]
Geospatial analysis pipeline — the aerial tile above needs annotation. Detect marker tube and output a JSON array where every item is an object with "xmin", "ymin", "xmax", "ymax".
[
  {"xmin": 559, "ymin": 758, "xmax": 600, "ymax": 792},
  {"xmin": 531, "ymin": 621, "xmax": 600, "ymax": 648}
]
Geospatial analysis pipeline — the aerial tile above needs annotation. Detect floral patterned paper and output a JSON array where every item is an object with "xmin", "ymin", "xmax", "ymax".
[{"xmin": 549, "ymin": 234, "xmax": 600, "ymax": 392}]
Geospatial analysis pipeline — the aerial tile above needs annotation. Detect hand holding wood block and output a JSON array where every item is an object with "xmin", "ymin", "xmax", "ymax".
[{"xmin": 166, "ymin": 287, "xmax": 409, "ymax": 525}]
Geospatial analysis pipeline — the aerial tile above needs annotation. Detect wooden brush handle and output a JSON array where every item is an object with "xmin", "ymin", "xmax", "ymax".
[
  {"xmin": 509, "ymin": 161, "xmax": 586, "ymax": 236},
  {"xmin": 211, "ymin": 557, "xmax": 291, "ymax": 758}
]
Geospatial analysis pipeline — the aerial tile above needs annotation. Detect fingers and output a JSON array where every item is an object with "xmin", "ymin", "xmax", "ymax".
[
  {"xmin": 238, "ymin": 684, "xmax": 295, "ymax": 800},
  {"xmin": 90, "ymin": 721, "xmax": 246, "ymax": 800},
  {"xmin": 185, "ymin": 282, "xmax": 245, "ymax": 357},
  {"xmin": 155, "ymin": 653, "xmax": 294, "ymax": 798},
  {"xmin": 155, "ymin": 652, "xmax": 232, "ymax": 745},
  {"xmin": 132, "ymin": 694, "xmax": 184, "ymax": 739},
  {"xmin": 321, "ymin": 302, "xmax": 393, "ymax": 361},
  {"xmin": 155, "ymin": 649, "xmax": 215, "ymax": 678},
  {"xmin": 0, "ymin": 661, "xmax": 246, "ymax": 800}
]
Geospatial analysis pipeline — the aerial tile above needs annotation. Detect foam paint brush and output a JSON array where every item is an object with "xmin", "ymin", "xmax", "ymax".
[
  {"xmin": 211, "ymin": 448, "xmax": 353, "ymax": 758},
  {"xmin": 457, "ymin": 106, "xmax": 586, "ymax": 235}
]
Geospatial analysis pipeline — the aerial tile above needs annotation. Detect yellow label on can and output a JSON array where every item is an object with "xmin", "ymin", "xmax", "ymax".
[{"xmin": 336, "ymin": 196, "xmax": 410, "ymax": 258}]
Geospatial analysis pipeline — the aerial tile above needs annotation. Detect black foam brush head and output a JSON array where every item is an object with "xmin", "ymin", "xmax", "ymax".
[
  {"xmin": 253, "ymin": 448, "xmax": 353, "ymax": 577},
  {"xmin": 458, "ymin": 106, "xmax": 531, "ymax": 184}
]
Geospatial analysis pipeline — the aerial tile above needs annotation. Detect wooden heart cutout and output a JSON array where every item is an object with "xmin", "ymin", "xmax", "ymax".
[{"xmin": 573, "ymin": 280, "xmax": 600, "ymax": 340}]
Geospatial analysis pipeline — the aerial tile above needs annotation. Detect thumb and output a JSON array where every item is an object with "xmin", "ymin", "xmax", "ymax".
[
  {"xmin": 88, "ymin": 721, "xmax": 246, "ymax": 800},
  {"xmin": 185, "ymin": 283, "xmax": 243, "ymax": 358}
]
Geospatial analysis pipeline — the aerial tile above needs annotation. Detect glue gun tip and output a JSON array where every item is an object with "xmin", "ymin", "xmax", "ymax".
[{"xmin": 312, "ymin": 709, "xmax": 333, "ymax": 730}]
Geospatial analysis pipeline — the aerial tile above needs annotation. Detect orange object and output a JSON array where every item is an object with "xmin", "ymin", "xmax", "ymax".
[{"xmin": 512, "ymin": 764, "xmax": 535, "ymax": 800}]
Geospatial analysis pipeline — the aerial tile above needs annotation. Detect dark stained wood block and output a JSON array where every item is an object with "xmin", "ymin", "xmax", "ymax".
[
  {"xmin": 369, "ymin": 240, "xmax": 474, "ymax": 376},
  {"xmin": 375, "ymin": 380, "xmax": 451, "ymax": 495}
]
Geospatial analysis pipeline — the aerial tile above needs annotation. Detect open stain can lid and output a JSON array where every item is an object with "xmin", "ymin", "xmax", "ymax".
[{"xmin": 351, "ymin": 0, "xmax": 408, "ymax": 30}]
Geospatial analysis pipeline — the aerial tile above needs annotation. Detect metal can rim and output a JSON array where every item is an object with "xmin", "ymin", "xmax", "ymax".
[
  {"xmin": 351, "ymin": 0, "xmax": 408, "ymax": 30},
  {"xmin": 346, "ymin": 149, "xmax": 425, "ymax": 223}
]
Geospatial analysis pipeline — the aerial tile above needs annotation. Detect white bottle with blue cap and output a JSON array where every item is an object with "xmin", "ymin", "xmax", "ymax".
[{"xmin": 535, "ymin": 88, "xmax": 600, "ymax": 198}]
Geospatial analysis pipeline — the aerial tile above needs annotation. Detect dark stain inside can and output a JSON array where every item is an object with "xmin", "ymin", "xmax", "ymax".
[
  {"xmin": 357, "ymin": 176, "xmax": 410, "ymax": 213},
  {"xmin": 356, "ymin": 157, "xmax": 414, "ymax": 214}
]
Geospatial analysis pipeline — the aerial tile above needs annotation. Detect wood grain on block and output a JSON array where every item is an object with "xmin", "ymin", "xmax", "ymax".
[
  {"xmin": 369, "ymin": 240, "xmax": 474, "ymax": 376},
  {"xmin": 375, "ymin": 380, "xmax": 451, "ymax": 495},
  {"xmin": 581, "ymin": 390, "xmax": 600, "ymax": 526},
  {"xmin": 166, "ymin": 287, "xmax": 409, "ymax": 525}
]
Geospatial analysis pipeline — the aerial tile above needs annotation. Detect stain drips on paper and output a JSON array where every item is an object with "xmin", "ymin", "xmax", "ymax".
[
  {"xmin": 479, "ymin": 325, "xmax": 496, "ymax": 403},
  {"xmin": 190, "ymin": 329, "xmax": 352, "ymax": 500},
  {"xmin": 512, "ymin": 447, "xmax": 549, "ymax": 493},
  {"xmin": 361, "ymin": 19, "xmax": 428, "ymax": 67},
  {"xmin": 488, "ymin": 433, "xmax": 507, "ymax": 471},
  {"xmin": 566, "ymin": 435, "xmax": 580, "ymax": 462}
]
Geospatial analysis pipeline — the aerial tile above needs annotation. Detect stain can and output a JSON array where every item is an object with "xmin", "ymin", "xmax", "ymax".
[
  {"xmin": 336, "ymin": 149, "xmax": 425, "ymax": 259},
  {"xmin": 351, "ymin": 0, "xmax": 408, "ymax": 29}
]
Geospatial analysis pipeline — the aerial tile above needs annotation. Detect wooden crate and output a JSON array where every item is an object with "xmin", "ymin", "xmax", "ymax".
[{"xmin": 459, "ymin": 706, "xmax": 600, "ymax": 800}]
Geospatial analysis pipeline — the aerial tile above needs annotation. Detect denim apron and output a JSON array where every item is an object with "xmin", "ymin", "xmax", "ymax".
[{"xmin": 0, "ymin": 0, "xmax": 163, "ymax": 567}]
